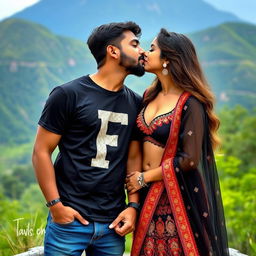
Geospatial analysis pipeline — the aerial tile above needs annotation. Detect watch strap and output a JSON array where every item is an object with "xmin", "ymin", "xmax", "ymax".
[
  {"xmin": 127, "ymin": 202, "xmax": 140, "ymax": 211},
  {"xmin": 46, "ymin": 198, "xmax": 61, "ymax": 207}
]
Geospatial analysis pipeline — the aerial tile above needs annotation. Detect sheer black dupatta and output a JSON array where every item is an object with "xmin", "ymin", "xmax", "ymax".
[{"xmin": 173, "ymin": 96, "xmax": 229, "ymax": 255}]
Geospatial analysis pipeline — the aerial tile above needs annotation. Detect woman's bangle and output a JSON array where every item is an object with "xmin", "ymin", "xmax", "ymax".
[{"xmin": 137, "ymin": 172, "xmax": 148, "ymax": 188}]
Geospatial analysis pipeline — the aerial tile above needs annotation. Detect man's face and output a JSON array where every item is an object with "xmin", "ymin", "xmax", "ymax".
[{"xmin": 119, "ymin": 31, "xmax": 145, "ymax": 77}]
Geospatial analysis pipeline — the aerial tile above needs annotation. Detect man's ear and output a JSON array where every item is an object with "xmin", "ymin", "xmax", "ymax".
[{"xmin": 106, "ymin": 45, "xmax": 120, "ymax": 59}]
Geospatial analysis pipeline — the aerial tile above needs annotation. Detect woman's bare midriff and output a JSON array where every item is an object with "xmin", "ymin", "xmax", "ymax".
[{"xmin": 142, "ymin": 141, "xmax": 165, "ymax": 171}]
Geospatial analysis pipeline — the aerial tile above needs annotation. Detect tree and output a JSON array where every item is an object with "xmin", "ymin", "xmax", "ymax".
[
  {"xmin": 219, "ymin": 106, "xmax": 256, "ymax": 169},
  {"xmin": 217, "ymin": 154, "xmax": 256, "ymax": 255}
]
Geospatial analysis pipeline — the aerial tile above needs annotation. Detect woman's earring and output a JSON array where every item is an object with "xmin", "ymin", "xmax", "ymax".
[{"xmin": 162, "ymin": 63, "xmax": 168, "ymax": 75}]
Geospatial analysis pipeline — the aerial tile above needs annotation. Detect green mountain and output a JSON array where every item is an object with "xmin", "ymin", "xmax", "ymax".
[
  {"xmin": 0, "ymin": 18, "xmax": 255, "ymax": 146},
  {"xmin": 0, "ymin": 18, "xmax": 95, "ymax": 144},
  {"xmin": 189, "ymin": 22, "xmax": 256, "ymax": 110}
]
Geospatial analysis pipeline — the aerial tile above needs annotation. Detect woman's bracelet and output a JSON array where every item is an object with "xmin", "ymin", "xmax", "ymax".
[{"xmin": 137, "ymin": 172, "xmax": 148, "ymax": 188}]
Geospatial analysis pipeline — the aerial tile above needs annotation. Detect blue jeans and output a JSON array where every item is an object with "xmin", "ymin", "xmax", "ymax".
[{"xmin": 44, "ymin": 215, "xmax": 125, "ymax": 256}]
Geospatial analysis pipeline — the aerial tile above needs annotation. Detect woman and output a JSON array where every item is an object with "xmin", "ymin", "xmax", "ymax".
[{"xmin": 126, "ymin": 29, "xmax": 229, "ymax": 256}]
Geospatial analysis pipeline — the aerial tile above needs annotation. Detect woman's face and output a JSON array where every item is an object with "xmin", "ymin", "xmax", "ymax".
[{"xmin": 144, "ymin": 38, "xmax": 164, "ymax": 74}]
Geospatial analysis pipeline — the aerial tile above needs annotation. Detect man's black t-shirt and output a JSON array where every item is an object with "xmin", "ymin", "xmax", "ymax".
[{"xmin": 39, "ymin": 75, "xmax": 142, "ymax": 222}]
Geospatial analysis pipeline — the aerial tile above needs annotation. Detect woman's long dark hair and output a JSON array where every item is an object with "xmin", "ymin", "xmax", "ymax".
[{"xmin": 144, "ymin": 28, "xmax": 220, "ymax": 149}]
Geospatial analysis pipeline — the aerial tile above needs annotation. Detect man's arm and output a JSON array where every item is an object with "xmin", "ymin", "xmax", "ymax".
[
  {"xmin": 109, "ymin": 140, "xmax": 142, "ymax": 236},
  {"xmin": 32, "ymin": 126, "xmax": 88, "ymax": 225}
]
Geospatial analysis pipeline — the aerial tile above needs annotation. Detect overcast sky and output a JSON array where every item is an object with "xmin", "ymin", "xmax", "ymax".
[{"xmin": 0, "ymin": 0, "xmax": 255, "ymax": 24}]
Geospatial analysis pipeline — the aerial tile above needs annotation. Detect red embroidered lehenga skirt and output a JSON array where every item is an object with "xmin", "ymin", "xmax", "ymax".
[{"xmin": 140, "ymin": 190, "xmax": 184, "ymax": 256}]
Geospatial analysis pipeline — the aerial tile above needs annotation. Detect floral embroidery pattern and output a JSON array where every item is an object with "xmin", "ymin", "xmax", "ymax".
[
  {"xmin": 137, "ymin": 107, "xmax": 174, "ymax": 135},
  {"xmin": 140, "ymin": 191, "xmax": 184, "ymax": 256}
]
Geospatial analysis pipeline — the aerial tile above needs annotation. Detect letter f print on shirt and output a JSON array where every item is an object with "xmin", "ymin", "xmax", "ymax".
[{"xmin": 91, "ymin": 110, "xmax": 128, "ymax": 168}]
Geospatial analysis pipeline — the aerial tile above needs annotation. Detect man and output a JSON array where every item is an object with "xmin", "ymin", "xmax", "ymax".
[{"xmin": 32, "ymin": 21, "xmax": 144, "ymax": 256}]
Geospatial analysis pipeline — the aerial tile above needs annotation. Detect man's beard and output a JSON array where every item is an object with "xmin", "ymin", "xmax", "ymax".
[{"xmin": 119, "ymin": 52, "xmax": 145, "ymax": 77}]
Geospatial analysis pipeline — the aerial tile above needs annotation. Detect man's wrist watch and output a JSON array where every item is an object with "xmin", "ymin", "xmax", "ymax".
[
  {"xmin": 46, "ymin": 198, "xmax": 61, "ymax": 207},
  {"xmin": 127, "ymin": 202, "xmax": 140, "ymax": 212},
  {"xmin": 137, "ymin": 172, "xmax": 148, "ymax": 188}
]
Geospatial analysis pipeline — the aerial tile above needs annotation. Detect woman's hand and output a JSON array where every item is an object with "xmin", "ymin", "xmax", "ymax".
[{"xmin": 126, "ymin": 171, "xmax": 142, "ymax": 194}]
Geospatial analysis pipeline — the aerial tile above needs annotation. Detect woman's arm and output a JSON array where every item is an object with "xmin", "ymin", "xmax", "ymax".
[{"xmin": 126, "ymin": 166, "xmax": 162, "ymax": 194}]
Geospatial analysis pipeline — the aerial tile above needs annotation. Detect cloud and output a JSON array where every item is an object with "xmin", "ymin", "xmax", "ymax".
[
  {"xmin": 0, "ymin": 0, "xmax": 40, "ymax": 20},
  {"xmin": 146, "ymin": 3, "xmax": 161, "ymax": 15}
]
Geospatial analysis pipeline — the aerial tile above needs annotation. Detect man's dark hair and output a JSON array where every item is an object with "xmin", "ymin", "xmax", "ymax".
[{"xmin": 87, "ymin": 21, "xmax": 141, "ymax": 68}]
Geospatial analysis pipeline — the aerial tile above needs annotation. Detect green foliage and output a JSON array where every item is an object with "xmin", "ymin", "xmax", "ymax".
[
  {"xmin": 0, "ymin": 164, "xmax": 36, "ymax": 199},
  {"xmin": 217, "ymin": 155, "xmax": 256, "ymax": 255},
  {"xmin": 20, "ymin": 184, "xmax": 47, "ymax": 214},
  {"xmin": 125, "ymin": 233, "xmax": 133, "ymax": 253},
  {"xmin": 219, "ymin": 106, "xmax": 256, "ymax": 169},
  {"xmin": 214, "ymin": 106, "xmax": 256, "ymax": 255},
  {"xmin": 0, "ymin": 185, "xmax": 47, "ymax": 255},
  {"xmin": 0, "ymin": 143, "xmax": 33, "ymax": 173}
]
